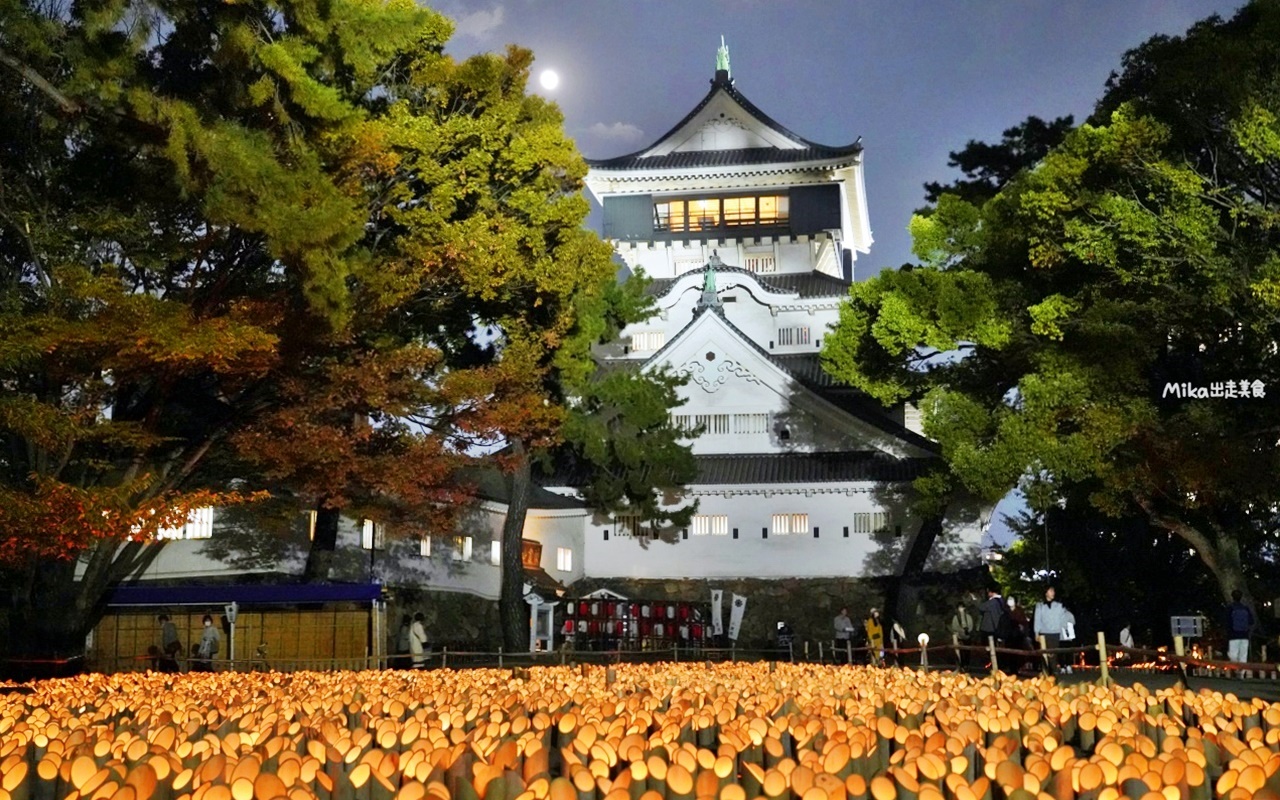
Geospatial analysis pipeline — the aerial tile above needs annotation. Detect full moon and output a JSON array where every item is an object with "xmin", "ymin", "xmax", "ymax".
[{"xmin": 539, "ymin": 70, "xmax": 560, "ymax": 91}]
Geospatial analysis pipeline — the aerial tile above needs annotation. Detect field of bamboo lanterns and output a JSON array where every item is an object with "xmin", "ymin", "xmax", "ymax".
[{"xmin": 3, "ymin": 663, "xmax": 1280, "ymax": 800}]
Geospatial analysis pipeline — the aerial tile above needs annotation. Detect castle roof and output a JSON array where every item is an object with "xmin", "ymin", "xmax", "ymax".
[{"xmin": 586, "ymin": 72, "xmax": 862, "ymax": 174}]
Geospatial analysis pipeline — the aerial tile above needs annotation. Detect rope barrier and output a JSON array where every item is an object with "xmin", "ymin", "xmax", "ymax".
[{"xmin": 10, "ymin": 636, "xmax": 1279, "ymax": 680}]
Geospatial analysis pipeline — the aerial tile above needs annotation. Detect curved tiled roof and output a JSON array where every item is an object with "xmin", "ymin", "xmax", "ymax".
[
  {"xmin": 646, "ymin": 268, "xmax": 852, "ymax": 300},
  {"xmin": 588, "ymin": 146, "xmax": 863, "ymax": 172},
  {"xmin": 539, "ymin": 451, "xmax": 932, "ymax": 488},
  {"xmin": 586, "ymin": 75, "xmax": 862, "ymax": 172},
  {"xmin": 695, "ymin": 452, "xmax": 933, "ymax": 484}
]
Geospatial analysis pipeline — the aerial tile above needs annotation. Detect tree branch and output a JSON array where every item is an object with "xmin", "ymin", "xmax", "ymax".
[{"xmin": 0, "ymin": 45, "xmax": 80, "ymax": 115}]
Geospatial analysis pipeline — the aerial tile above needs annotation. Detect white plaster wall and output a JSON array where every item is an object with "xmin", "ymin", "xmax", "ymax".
[
  {"xmin": 367, "ymin": 507, "xmax": 504, "ymax": 599},
  {"xmin": 102, "ymin": 507, "xmax": 511, "ymax": 603},
  {"xmin": 581, "ymin": 486, "xmax": 912, "ymax": 579},
  {"xmin": 521, "ymin": 510, "xmax": 588, "ymax": 585},
  {"xmin": 580, "ymin": 492, "xmax": 988, "ymax": 581}
]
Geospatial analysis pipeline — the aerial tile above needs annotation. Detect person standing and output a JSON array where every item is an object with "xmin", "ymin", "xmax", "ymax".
[
  {"xmin": 395, "ymin": 614, "xmax": 412, "ymax": 666},
  {"xmin": 977, "ymin": 588, "xmax": 1004, "ymax": 647},
  {"xmin": 1226, "ymin": 589, "xmax": 1255, "ymax": 665},
  {"xmin": 833, "ymin": 607, "xmax": 855, "ymax": 650},
  {"xmin": 1119, "ymin": 622, "xmax": 1135, "ymax": 650},
  {"xmin": 864, "ymin": 608, "xmax": 884, "ymax": 666},
  {"xmin": 1033, "ymin": 587, "xmax": 1067, "ymax": 674},
  {"xmin": 158, "ymin": 614, "xmax": 181, "ymax": 673},
  {"xmin": 949, "ymin": 601, "xmax": 976, "ymax": 667},
  {"xmin": 409, "ymin": 612, "xmax": 429, "ymax": 669},
  {"xmin": 1005, "ymin": 596, "xmax": 1032, "ymax": 673},
  {"xmin": 195, "ymin": 614, "xmax": 220, "ymax": 672},
  {"xmin": 889, "ymin": 619, "xmax": 907, "ymax": 666}
]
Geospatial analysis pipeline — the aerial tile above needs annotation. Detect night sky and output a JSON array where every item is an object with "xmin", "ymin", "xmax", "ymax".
[
  {"xmin": 438, "ymin": 0, "xmax": 1245, "ymax": 547},
  {"xmin": 440, "ymin": 0, "xmax": 1246, "ymax": 281}
]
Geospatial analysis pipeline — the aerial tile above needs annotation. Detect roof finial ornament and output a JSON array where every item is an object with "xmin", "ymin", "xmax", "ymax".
[
  {"xmin": 698, "ymin": 251, "xmax": 722, "ymax": 310},
  {"xmin": 715, "ymin": 35, "xmax": 731, "ymax": 83}
]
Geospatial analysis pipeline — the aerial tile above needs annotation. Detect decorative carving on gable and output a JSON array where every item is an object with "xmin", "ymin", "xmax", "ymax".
[
  {"xmin": 718, "ymin": 359, "xmax": 763, "ymax": 386},
  {"xmin": 675, "ymin": 357, "xmax": 764, "ymax": 392},
  {"xmin": 674, "ymin": 114, "xmax": 773, "ymax": 153},
  {"xmin": 706, "ymin": 117, "xmax": 747, "ymax": 133}
]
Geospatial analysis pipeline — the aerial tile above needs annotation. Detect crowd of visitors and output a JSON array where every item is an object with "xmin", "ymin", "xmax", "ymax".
[{"xmin": 832, "ymin": 585, "xmax": 1263, "ymax": 674}]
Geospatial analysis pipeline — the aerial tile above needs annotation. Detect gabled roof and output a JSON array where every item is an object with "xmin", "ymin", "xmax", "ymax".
[
  {"xmin": 659, "ymin": 305, "xmax": 938, "ymax": 454},
  {"xmin": 586, "ymin": 73, "xmax": 862, "ymax": 172},
  {"xmin": 645, "ymin": 268, "xmax": 852, "ymax": 300}
]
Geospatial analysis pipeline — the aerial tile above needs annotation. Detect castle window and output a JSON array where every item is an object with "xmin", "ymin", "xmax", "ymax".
[
  {"xmin": 723, "ymin": 196, "xmax": 756, "ymax": 226},
  {"xmin": 615, "ymin": 514, "xmax": 654, "ymax": 539},
  {"xmin": 851, "ymin": 512, "xmax": 890, "ymax": 534},
  {"xmin": 556, "ymin": 547, "xmax": 573, "ymax": 572},
  {"xmin": 654, "ymin": 194, "xmax": 789, "ymax": 233},
  {"xmin": 732, "ymin": 413, "xmax": 770, "ymax": 434},
  {"xmin": 419, "ymin": 537, "xmax": 432, "ymax": 557},
  {"xmin": 692, "ymin": 514, "xmax": 729, "ymax": 536},
  {"xmin": 631, "ymin": 331, "xmax": 666, "ymax": 351},
  {"xmin": 777, "ymin": 326, "xmax": 811, "ymax": 347},
  {"xmin": 672, "ymin": 413, "xmax": 769, "ymax": 436},
  {"xmin": 157, "ymin": 507, "xmax": 215, "ymax": 540},
  {"xmin": 686, "ymin": 198, "xmax": 720, "ymax": 230},
  {"xmin": 361, "ymin": 519, "xmax": 386, "ymax": 550},
  {"xmin": 771, "ymin": 513, "xmax": 808, "ymax": 536},
  {"xmin": 452, "ymin": 535, "xmax": 473, "ymax": 561}
]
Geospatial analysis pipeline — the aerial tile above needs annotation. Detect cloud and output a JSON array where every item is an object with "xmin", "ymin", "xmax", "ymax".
[
  {"xmin": 586, "ymin": 122, "xmax": 645, "ymax": 145},
  {"xmin": 452, "ymin": 6, "xmax": 504, "ymax": 39}
]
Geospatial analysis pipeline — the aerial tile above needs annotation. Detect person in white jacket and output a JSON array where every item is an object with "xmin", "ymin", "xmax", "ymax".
[
  {"xmin": 409, "ymin": 612, "xmax": 429, "ymax": 669},
  {"xmin": 1033, "ymin": 587, "xmax": 1069, "ymax": 674}
]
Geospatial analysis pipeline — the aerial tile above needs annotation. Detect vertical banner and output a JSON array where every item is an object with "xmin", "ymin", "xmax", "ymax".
[
  {"xmin": 711, "ymin": 589, "xmax": 724, "ymax": 636},
  {"xmin": 728, "ymin": 594, "xmax": 747, "ymax": 641}
]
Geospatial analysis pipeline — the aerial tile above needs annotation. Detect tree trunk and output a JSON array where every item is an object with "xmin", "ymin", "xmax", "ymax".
[
  {"xmin": 888, "ymin": 515, "xmax": 943, "ymax": 632},
  {"xmin": 303, "ymin": 505, "xmax": 341, "ymax": 583},
  {"xmin": 499, "ymin": 438, "xmax": 533, "ymax": 651},
  {"xmin": 4, "ymin": 537, "xmax": 166, "ymax": 676},
  {"xmin": 1145, "ymin": 508, "xmax": 1249, "ymax": 603}
]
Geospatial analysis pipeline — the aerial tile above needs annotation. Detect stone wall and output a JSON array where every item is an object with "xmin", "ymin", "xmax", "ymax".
[
  {"xmin": 388, "ymin": 587, "xmax": 502, "ymax": 651},
  {"xmin": 386, "ymin": 568, "xmax": 988, "ymax": 654}
]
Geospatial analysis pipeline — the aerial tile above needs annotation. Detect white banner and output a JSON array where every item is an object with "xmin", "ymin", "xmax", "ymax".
[
  {"xmin": 728, "ymin": 594, "xmax": 747, "ymax": 641},
  {"xmin": 711, "ymin": 590, "xmax": 724, "ymax": 636}
]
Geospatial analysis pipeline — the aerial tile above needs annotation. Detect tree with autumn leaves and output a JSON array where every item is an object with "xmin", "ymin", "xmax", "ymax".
[{"xmin": 0, "ymin": 0, "xmax": 689, "ymax": 658}]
